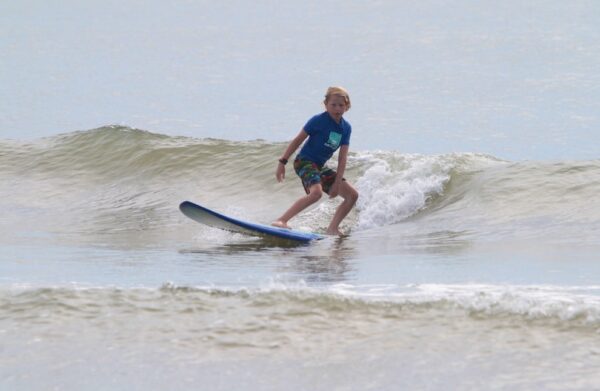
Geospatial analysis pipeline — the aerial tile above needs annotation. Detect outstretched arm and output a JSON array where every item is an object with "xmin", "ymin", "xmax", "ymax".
[{"xmin": 276, "ymin": 129, "xmax": 308, "ymax": 182}]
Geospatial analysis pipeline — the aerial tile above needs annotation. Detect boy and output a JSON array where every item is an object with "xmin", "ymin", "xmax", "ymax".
[{"xmin": 272, "ymin": 86, "xmax": 358, "ymax": 235}]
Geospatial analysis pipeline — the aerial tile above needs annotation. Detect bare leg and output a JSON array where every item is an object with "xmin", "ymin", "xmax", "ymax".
[
  {"xmin": 326, "ymin": 181, "xmax": 359, "ymax": 235},
  {"xmin": 272, "ymin": 184, "xmax": 323, "ymax": 228}
]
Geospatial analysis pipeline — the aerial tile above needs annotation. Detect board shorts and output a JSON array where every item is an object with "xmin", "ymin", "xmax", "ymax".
[{"xmin": 293, "ymin": 157, "xmax": 344, "ymax": 195}]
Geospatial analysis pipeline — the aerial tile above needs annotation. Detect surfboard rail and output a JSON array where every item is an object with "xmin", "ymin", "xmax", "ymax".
[{"xmin": 179, "ymin": 201, "xmax": 324, "ymax": 242}]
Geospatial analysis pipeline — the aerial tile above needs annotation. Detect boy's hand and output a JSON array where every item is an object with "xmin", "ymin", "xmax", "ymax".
[
  {"xmin": 276, "ymin": 163, "xmax": 286, "ymax": 182},
  {"xmin": 329, "ymin": 181, "xmax": 340, "ymax": 198}
]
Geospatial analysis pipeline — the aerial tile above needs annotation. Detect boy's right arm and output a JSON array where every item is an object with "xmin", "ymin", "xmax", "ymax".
[{"xmin": 276, "ymin": 129, "xmax": 308, "ymax": 182}]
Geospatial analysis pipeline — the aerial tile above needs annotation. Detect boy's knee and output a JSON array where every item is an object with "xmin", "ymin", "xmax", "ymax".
[
  {"xmin": 344, "ymin": 186, "xmax": 358, "ymax": 203},
  {"xmin": 308, "ymin": 187, "xmax": 323, "ymax": 202}
]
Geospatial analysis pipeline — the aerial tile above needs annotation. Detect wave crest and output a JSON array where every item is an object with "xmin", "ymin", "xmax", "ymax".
[{"xmin": 1, "ymin": 126, "xmax": 599, "ymax": 237}]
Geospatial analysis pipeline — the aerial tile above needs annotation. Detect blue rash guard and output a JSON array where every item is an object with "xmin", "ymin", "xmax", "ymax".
[{"xmin": 297, "ymin": 112, "xmax": 352, "ymax": 167}]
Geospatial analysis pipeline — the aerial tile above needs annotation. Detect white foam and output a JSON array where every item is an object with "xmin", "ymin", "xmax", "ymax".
[
  {"xmin": 330, "ymin": 283, "xmax": 600, "ymax": 324},
  {"xmin": 160, "ymin": 281, "xmax": 600, "ymax": 324},
  {"xmin": 353, "ymin": 152, "xmax": 453, "ymax": 229}
]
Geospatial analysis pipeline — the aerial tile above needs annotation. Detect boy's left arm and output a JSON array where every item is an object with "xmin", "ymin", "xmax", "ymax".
[{"xmin": 329, "ymin": 145, "xmax": 349, "ymax": 198}]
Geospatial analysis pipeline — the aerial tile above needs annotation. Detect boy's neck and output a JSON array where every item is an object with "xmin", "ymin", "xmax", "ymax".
[{"xmin": 327, "ymin": 112, "xmax": 342, "ymax": 124}]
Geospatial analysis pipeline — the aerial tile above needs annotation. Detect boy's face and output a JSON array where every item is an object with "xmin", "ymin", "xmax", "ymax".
[{"xmin": 325, "ymin": 95, "xmax": 348, "ymax": 122}]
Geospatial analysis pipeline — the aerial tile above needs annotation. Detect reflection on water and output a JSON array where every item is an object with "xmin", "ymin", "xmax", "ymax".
[
  {"xmin": 179, "ymin": 238, "xmax": 309, "ymax": 253},
  {"xmin": 179, "ymin": 235, "xmax": 358, "ymax": 284},
  {"xmin": 177, "ymin": 227, "xmax": 479, "ymax": 286},
  {"xmin": 280, "ymin": 236, "xmax": 355, "ymax": 283}
]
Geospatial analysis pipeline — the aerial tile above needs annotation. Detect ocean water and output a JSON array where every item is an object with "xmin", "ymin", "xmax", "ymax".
[{"xmin": 2, "ymin": 1, "xmax": 600, "ymax": 391}]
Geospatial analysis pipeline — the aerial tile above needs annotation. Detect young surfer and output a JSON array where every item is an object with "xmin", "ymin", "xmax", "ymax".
[{"xmin": 272, "ymin": 86, "xmax": 359, "ymax": 235}]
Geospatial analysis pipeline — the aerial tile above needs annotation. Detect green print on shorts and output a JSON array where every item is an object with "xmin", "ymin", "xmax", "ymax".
[{"xmin": 325, "ymin": 131, "xmax": 342, "ymax": 149}]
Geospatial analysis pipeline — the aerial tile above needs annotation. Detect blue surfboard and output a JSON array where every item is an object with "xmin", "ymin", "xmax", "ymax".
[{"xmin": 179, "ymin": 201, "xmax": 324, "ymax": 242}]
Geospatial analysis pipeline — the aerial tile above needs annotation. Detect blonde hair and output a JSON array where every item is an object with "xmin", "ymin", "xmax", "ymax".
[{"xmin": 324, "ymin": 86, "xmax": 351, "ymax": 111}]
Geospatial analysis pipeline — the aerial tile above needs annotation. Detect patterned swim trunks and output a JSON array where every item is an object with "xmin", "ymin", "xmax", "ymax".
[{"xmin": 293, "ymin": 157, "xmax": 343, "ymax": 194}]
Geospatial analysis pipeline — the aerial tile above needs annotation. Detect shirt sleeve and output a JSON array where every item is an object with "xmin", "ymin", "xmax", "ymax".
[{"xmin": 303, "ymin": 115, "xmax": 320, "ymax": 136}]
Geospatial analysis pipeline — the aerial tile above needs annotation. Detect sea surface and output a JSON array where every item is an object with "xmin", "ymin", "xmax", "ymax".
[{"xmin": 2, "ymin": 1, "xmax": 600, "ymax": 391}]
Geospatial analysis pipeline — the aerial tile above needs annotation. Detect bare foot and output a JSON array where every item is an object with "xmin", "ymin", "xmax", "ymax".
[
  {"xmin": 326, "ymin": 228, "xmax": 344, "ymax": 236},
  {"xmin": 271, "ymin": 220, "xmax": 291, "ymax": 229}
]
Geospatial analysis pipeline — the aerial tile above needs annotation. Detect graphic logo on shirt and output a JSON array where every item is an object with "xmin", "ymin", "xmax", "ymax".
[{"xmin": 325, "ymin": 131, "xmax": 342, "ymax": 149}]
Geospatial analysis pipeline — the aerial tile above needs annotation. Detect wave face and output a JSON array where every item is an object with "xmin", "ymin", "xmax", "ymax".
[{"xmin": 1, "ymin": 126, "xmax": 599, "ymax": 246}]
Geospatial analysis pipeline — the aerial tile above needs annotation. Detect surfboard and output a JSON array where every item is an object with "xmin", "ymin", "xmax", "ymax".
[{"xmin": 179, "ymin": 201, "xmax": 324, "ymax": 242}]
